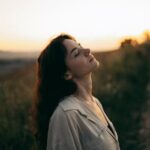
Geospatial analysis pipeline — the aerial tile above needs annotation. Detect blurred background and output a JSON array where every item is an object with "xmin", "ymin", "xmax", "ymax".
[{"xmin": 0, "ymin": 0, "xmax": 149, "ymax": 149}]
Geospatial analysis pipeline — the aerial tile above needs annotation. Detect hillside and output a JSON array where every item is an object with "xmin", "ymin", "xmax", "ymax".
[
  {"xmin": 0, "ymin": 49, "xmax": 121, "ymax": 76},
  {"xmin": 0, "ymin": 50, "xmax": 39, "ymax": 60},
  {"xmin": 0, "ymin": 50, "xmax": 39, "ymax": 76}
]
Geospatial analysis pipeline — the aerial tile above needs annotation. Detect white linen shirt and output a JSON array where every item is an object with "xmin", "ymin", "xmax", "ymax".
[{"xmin": 46, "ymin": 95, "xmax": 120, "ymax": 150}]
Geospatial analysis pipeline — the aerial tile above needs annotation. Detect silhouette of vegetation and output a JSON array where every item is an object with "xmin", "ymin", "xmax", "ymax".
[
  {"xmin": 93, "ymin": 31, "xmax": 150, "ymax": 150},
  {"xmin": 120, "ymin": 38, "xmax": 138, "ymax": 48},
  {"xmin": 0, "ymin": 31, "xmax": 149, "ymax": 150},
  {"xmin": 0, "ymin": 64, "xmax": 37, "ymax": 150}
]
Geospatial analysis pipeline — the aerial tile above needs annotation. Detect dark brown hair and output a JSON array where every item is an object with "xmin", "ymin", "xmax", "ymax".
[{"xmin": 31, "ymin": 34, "xmax": 77, "ymax": 150}]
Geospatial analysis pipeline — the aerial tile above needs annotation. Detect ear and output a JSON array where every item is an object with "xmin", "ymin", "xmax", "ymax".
[{"xmin": 64, "ymin": 71, "xmax": 72, "ymax": 80}]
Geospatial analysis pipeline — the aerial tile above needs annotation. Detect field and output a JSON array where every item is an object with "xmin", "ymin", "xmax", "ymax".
[
  {"xmin": 0, "ymin": 39, "xmax": 150, "ymax": 150},
  {"xmin": 0, "ymin": 58, "xmax": 37, "ymax": 149}
]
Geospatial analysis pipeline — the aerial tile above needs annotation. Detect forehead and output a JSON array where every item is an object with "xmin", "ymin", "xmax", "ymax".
[{"xmin": 63, "ymin": 39, "xmax": 79, "ymax": 53}]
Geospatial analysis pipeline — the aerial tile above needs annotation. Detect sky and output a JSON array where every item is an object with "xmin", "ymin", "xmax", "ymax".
[{"xmin": 0, "ymin": 0, "xmax": 149, "ymax": 52}]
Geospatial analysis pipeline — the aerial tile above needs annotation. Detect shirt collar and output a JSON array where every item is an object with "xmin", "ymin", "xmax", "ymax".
[{"xmin": 59, "ymin": 94, "xmax": 119, "ymax": 142}]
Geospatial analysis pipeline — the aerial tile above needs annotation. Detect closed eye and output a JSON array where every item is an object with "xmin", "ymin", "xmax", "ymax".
[{"xmin": 74, "ymin": 49, "xmax": 80, "ymax": 57}]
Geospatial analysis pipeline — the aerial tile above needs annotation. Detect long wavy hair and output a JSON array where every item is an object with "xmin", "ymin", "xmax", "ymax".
[{"xmin": 31, "ymin": 34, "xmax": 77, "ymax": 150}]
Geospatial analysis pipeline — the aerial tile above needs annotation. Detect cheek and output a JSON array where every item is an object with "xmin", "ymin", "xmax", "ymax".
[{"xmin": 69, "ymin": 58, "xmax": 90, "ymax": 75}]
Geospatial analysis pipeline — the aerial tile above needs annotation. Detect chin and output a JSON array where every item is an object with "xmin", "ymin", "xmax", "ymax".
[
  {"xmin": 97, "ymin": 61, "xmax": 100, "ymax": 68},
  {"xmin": 93, "ymin": 59, "xmax": 100, "ymax": 69},
  {"xmin": 92, "ymin": 60, "xmax": 100, "ymax": 71}
]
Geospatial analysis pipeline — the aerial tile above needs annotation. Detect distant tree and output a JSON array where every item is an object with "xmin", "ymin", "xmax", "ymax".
[
  {"xmin": 120, "ymin": 38, "xmax": 138, "ymax": 48},
  {"xmin": 143, "ymin": 31, "xmax": 150, "ymax": 42}
]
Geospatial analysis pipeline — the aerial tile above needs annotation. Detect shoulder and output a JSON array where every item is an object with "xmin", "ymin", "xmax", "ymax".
[
  {"xmin": 50, "ymin": 95, "xmax": 80, "ymax": 123},
  {"xmin": 59, "ymin": 95, "xmax": 81, "ymax": 111}
]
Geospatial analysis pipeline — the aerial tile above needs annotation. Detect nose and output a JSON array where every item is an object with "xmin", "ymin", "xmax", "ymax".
[{"xmin": 84, "ymin": 48, "xmax": 91, "ymax": 56}]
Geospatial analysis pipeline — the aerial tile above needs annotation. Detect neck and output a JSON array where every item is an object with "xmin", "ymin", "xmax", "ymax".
[{"xmin": 73, "ymin": 73, "xmax": 94, "ymax": 102}]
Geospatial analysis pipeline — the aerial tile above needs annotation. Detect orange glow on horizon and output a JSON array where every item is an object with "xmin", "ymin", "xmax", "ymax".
[
  {"xmin": 0, "ymin": 36, "xmax": 122, "ymax": 52},
  {"xmin": 0, "ymin": 0, "xmax": 149, "ymax": 51},
  {"xmin": 0, "ymin": 31, "xmax": 149, "ymax": 52},
  {"xmin": 0, "ymin": 38, "xmax": 48, "ymax": 52}
]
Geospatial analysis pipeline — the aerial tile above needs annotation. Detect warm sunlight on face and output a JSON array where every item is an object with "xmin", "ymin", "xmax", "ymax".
[
  {"xmin": 0, "ymin": 0, "xmax": 149, "ymax": 51},
  {"xmin": 63, "ymin": 39, "xmax": 99, "ymax": 78}
]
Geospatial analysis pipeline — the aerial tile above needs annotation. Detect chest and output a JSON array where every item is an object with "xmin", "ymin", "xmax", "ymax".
[
  {"xmin": 76, "ymin": 109, "xmax": 119, "ymax": 150},
  {"xmin": 85, "ymin": 102, "xmax": 109, "ymax": 126}
]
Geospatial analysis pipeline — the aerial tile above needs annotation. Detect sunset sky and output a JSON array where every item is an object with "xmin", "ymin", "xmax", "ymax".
[{"xmin": 0, "ymin": 0, "xmax": 149, "ymax": 52}]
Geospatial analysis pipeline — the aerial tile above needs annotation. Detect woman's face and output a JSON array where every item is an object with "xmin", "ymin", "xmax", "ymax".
[{"xmin": 63, "ymin": 39, "xmax": 99, "ymax": 79}]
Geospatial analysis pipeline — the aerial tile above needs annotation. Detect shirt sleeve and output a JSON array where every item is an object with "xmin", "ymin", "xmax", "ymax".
[{"xmin": 46, "ymin": 106, "xmax": 82, "ymax": 150}]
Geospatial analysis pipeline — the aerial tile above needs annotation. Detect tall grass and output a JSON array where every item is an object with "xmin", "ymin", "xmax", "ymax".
[{"xmin": 0, "ymin": 64, "xmax": 36, "ymax": 150}]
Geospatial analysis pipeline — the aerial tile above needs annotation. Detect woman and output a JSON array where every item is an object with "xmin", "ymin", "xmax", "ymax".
[{"xmin": 31, "ymin": 34, "xmax": 120, "ymax": 150}]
